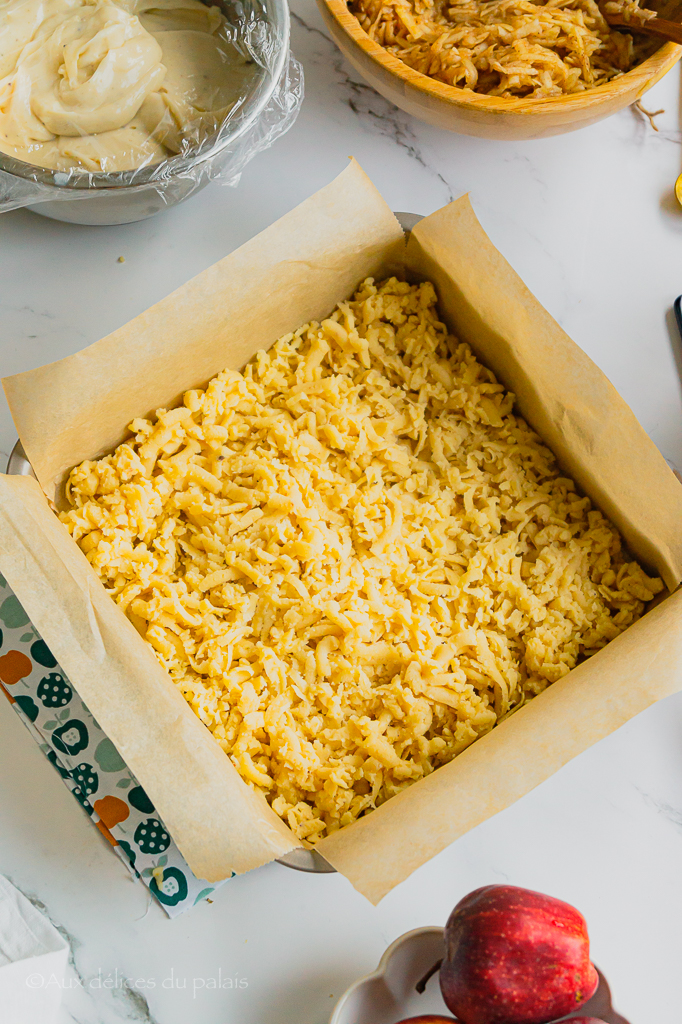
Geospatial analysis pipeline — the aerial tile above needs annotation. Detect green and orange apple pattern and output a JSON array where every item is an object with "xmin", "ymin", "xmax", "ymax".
[{"xmin": 0, "ymin": 574, "xmax": 231, "ymax": 916}]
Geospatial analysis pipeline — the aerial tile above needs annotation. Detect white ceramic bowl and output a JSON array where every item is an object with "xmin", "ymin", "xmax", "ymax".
[
  {"xmin": 330, "ymin": 927, "xmax": 449, "ymax": 1024},
  {"xmin": 329, "ymin": 927, "xmax": 628, "ymax": 1024}
]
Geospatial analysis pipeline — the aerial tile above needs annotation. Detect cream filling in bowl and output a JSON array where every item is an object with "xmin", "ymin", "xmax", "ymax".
[{"xmin": 0, "ymin": 0, "xmax": 259, "ymax": 172}]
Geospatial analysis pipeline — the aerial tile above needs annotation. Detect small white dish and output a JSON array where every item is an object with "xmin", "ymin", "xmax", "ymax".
[
  {"xmin": 330, "ymin": 927, "xmax": 450, "ymax": 1024},
  {"xmin": 330, "ymin": 928, "xmax": 627, "ymax": 1024}
]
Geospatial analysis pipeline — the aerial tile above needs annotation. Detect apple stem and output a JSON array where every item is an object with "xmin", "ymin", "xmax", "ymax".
[{"xmin": 415, "ymin": 958, "xmax": 442, "ymax": 994}]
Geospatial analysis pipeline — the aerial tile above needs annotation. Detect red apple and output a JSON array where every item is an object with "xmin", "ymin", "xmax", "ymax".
[
  {"xmin": 439, "ymin": 885, "xmax": 599, "ymax": 1024},
  {"xmin": 563, "ymin": 1020, "xmax": 608, "ymax": 1023}
]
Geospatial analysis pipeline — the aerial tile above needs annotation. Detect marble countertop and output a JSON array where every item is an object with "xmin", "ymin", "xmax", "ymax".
[{"xmin": 2, "ymin": 2, "xmax": 682, "ymax": 1021}]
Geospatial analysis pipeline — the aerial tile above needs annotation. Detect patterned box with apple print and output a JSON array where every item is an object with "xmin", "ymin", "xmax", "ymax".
[{"xmin": 0, "ymin": 572, "xmax": 231, "ymax": 916}]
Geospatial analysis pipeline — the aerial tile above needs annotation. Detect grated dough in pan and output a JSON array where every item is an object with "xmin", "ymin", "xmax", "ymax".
[{"xmin": 60, "ymin": 277, "xmax": 663, "ymax": 841}]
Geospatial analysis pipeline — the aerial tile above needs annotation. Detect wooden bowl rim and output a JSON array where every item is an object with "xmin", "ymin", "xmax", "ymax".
[{"xmin": 321, "ymin": 0, "xmax": 682, "ymax": 112}]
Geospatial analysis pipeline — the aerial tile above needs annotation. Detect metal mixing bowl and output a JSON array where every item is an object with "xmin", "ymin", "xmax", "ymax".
[{"xmin": 0, "ymin": 0, "xmax": 290, "ymax": 226}]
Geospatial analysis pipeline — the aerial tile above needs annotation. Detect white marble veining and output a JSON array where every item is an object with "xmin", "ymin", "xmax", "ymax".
[{"xmin": 1, "ymin": 2, "xmax": 682, "ymax": 1021}]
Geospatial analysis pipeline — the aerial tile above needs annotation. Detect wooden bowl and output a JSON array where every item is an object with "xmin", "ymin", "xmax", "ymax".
[{"xmin": 317, "ymin": 0, "xmax": 682, "ymax": 140}]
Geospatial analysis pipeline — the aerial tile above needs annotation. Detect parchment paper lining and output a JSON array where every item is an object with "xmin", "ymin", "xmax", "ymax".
[{"xmin": 3, "ymin": 160, "xmax": 682, "ymax": 902}]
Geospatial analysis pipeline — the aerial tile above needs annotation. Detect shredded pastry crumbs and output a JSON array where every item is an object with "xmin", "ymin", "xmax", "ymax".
[
  {"xmin": 350, "ymin": 0, "xmax": 656, "ymax": 98},
  {"xmin": 60, "ymin": 277, "xmax": 663, "ymax": 842}
]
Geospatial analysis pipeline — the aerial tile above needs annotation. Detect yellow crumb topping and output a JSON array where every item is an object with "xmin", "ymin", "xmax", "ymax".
[{"xmin": 60, "ymin": 277, "xmax": 663, "ymax": 841}]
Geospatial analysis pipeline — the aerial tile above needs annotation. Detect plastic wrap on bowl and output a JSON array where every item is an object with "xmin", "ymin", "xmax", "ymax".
[{"xmin": 0, "ymin": 0, "xmax": 303, "ymax": 221}]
